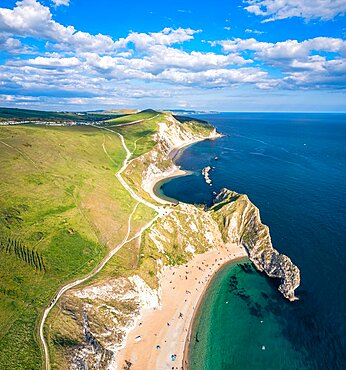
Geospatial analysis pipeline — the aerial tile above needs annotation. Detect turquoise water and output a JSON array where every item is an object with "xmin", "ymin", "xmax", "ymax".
[
  {"xmin": 159, "ymin": 113, "xmax": 346, "ymax": 369},
  {"xmin": 188, "ymin": 261, "xmax": 307, "ymax": 369}
]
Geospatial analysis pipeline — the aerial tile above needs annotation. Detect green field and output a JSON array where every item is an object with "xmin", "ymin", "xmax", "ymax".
[{"xmin": 0, "ymin": 118, "xmax": 158, "ymax": 369}]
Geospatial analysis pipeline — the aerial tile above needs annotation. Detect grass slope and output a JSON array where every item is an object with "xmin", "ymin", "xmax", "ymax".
[
  {"xmin": 0, "ymin": 123, "xmax": 152, "ymax": 369},
  {"xmin": 105, "ymin": 109, "xmax": 158, "ymax": 125}
]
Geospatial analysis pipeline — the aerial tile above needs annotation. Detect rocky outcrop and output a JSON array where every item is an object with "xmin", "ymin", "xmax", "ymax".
[
  {"xmin": 145, "ymin": 186, "xmax": 300, "ymax": 301},
  {"xmin": 202, "ymin": 166, "xmax": 212, "ymax": 185},
  {"xmin": 52, "ymin": 276, "xmax": 159, "ymax": 370},
  {"xmin": 139, "ymin": 113, "xmax": 300, "ymax": 300},
  {"xmin": 210, "ymin": 188, "xmax": 300, "ymax": 301}
]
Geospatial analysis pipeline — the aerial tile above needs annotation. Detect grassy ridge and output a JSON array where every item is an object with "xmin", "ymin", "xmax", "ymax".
[
  {"xmin": 173, "ymin": 114, "xmax": 214, "ymax": 136},
  {"xmin": 105, "ymin": 108, "xmax": 158, "ymax": 125}
]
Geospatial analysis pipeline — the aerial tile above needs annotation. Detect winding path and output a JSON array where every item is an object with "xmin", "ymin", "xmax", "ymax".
[
  {"xmin": 98, "ymin": 126, "xmax": 162, "ymax": 212},
  {"xmin": 39, "ymin": 123, "xmax": 166, "ymax": 370}
]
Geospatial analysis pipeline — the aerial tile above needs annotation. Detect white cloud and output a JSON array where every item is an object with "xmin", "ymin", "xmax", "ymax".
[
  {"xmin": 0, "ymin": 0, "xmax": 74, "ymax": 40},
  {"xmin": 25, "ymin": 56, "xmax": 81, "ymax": 68},
  {"xmin": 281, "ymin": 58, "xmax": 346, "ymax": 89},
  {"xmin": 217, "ymin": 37, "xmax": 346, "ymax": 63},
  {"xmin": 51, "ymin": 0, "xmax": 70, "ymax": 6},
  {"xmin": 57, "ymin": 31, "xmax": 118, "ymax": 52},
  {"xmin": 0, "ymin": 0, "xmax": 116, "ymax": 52},
  {"xmin": 0, "ymin": 1, "xmax": 200, "ymax": 55},
  {"xmin": 116, "ymin": 27, "xmax": 199, "ymax": 50},
  {"xmin": 157, "ymin": 67, "xmax": 268, "ymax": 87},
  {"xmin": 143, "ymin": 45, "xmax": 251, "ymax": 72},
  {"xmin": 244, "ymin": 0, "xmax": 346, "ymax": 22},
  {"xmin": 0, "ymin": 1, "xmax": 260, "ymax": 92},
  {"xmin": 214, "ymin": 36, "xmax": 346, "ymax": 89},
  {"xmin": 0, "ymin": 0, "xmax": 345, "ymax": 111},
  {"xmin": 0, "ymin": 35, "xmax": 22, "ymax": 52}
]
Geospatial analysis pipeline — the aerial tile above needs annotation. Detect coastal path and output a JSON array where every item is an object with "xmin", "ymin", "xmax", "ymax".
[{"xmin": 39, "ymin": 120, "xmax": 168, "ymax": 370}]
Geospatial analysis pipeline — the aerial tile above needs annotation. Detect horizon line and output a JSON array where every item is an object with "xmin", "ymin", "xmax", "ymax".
[{"xmin": 1, "ymin": 106, "xmax": 346, "ymax": 114}]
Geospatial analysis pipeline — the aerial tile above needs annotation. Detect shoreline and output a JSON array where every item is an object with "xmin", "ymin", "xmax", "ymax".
[
  {"xmin": 182, "ymin": 255, "xmax": 248, "ymax": 370},
  {"xmin": 146, "ymin": 130, "xmax": 223, "ymax": 205},
  {"xmin": 115, "ymin": 129, "xmax": 242, "ymax": 370},
  {"xmin": 116, "ymin": 245, "xmax": 248, "ymax": 370},
  {"xmin": 146, "ymin": 167, "xmax": 191, "ymax": 205}
]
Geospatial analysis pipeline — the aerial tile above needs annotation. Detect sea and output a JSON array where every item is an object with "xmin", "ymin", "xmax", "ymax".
[{"xmin": 157, "ymin": 113, "xmax": 346, "ymax": 370}]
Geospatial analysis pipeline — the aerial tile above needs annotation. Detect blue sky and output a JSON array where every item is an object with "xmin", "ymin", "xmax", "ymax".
[{"xmin": 0, "ymin": 0, "xmax": 345, "ymax": 111}]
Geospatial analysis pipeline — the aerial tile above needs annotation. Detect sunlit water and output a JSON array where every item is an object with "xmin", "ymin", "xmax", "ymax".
[{"xmin": 158, "ymin": 113, "xmax": 346, "ymax": 370}]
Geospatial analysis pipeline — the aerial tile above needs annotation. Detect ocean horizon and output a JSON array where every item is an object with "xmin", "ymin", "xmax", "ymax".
[{"xmin": 158, "ymin": 112, "xmax": 346, "ymax": 370}]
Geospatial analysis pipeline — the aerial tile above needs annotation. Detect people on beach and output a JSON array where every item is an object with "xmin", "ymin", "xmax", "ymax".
[{"xmin": 120, "ymin": 251, "xmax": 243, "ymax": 368}]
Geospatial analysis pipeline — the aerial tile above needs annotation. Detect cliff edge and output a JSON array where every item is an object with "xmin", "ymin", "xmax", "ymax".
[
  {"xmin": 134, "ymin": 112, "xmax": 300, "ymax": 300},
  {"xmin": 210, "ymin": 188, "xmax": 300, "ymax": 301}
]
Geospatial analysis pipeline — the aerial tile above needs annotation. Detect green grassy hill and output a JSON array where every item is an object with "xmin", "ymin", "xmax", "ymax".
[{"xmin": 105, "ymin": 108, "xmax": 159, "ymax": 125}]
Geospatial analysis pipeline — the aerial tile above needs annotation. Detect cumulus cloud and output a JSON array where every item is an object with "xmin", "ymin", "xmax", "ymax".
[
  {"xmin": 157, "ymin": 67, "xmax": 268, "ymax": 87},
  {"xmin": 115, "ymin": 27, "xmax": 199, "ymax": 50},
  {"xmin": 24, "ymin": 56, "xmax": 81, "ymax": 68},
  {"xmin": 0, "ymin": 35, "xmax": 23, "ymax": 53},
  {"xmin": 142, "ymin": 46, "xmax": 251, "ymax": 73},
  {"xmin": 0, "ymin": 0, "xmax": 116, "ymax": 52},
  {"xmin": 244, "ymin": 0, "xmax": 346, "ymax": 22},
  {"xmin": 0, "ymin": 1, "xmax": 260, "ymax": 91},
  {"xmin": 0, "ymin": 0, "xmax": 74, "ymax": 40},
  {"xmin": 0, "ymin": 1, "xmax": 200, "ymax": 54},
  {"xmin": 214, "ymin": 36, "xmax": 346, "ymax": 89},
  {"xmin": 216, "ymin": 37, "xmax": 346, "ymax": 63},
  {"xmin": 281, "ymin": 58, "xmax": 346, "ymax": 90}
]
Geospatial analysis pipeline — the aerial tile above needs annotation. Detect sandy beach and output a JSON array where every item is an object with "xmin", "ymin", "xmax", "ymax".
[
  {"xmin": 146, "ymin": 167, "xmax": 190, "ymax": 205},
  {"xmin": 116, "ymin": 243, "xmax": 248, "ymax": 370},
  {"xmin": 116, "ymin": 128, "xmax": 237, "ymax": 369}
]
